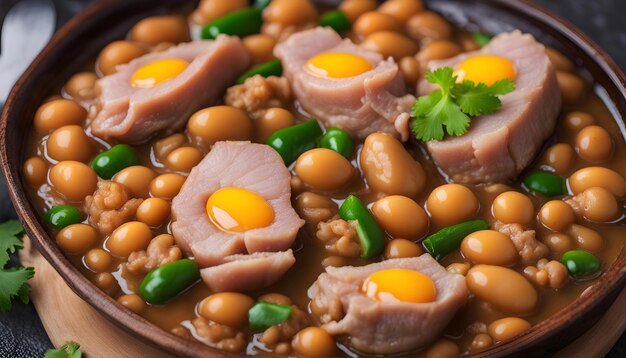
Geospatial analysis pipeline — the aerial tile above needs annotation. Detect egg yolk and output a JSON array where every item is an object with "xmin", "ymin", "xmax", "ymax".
[
  {"xmin": 305, "ymin": 52, "xmax": 373, "ymax": 78},
  {"xmin": 361, "ymin": 268, "xmax": 437, "ymax": 303},
  {"xmin": 206, "ymin": 188, "xmax": 274, "ymax": 233},
  {"xmin": 454, "ymin": 55, "xmax": 516, "ymax": 86},
  {"xmin": 130, "ymin": 58, "xmax": 189, "ymax": 88}
]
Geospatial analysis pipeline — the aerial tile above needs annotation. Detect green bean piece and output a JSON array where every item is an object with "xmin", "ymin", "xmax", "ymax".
[
  {"xmin": 139, "ymin": 259, "xmax": 200, "ymax": 304},
  {"xmin": 90, "ymin": 144, "xmax": 139, "ymax": 180},
  {"xmin": 254, "ymin": 0, "xmax": 272, "ymax": 9},
  {"xmin": 423, "ymin": 219, "xmax": 489, "ymax": 258},
  {"xmin": 319, "ymin": 10, "xmax": 352, "ymax": 33},
  {"xmin": 266, "ymin": 119, "xmax": 323, "ymax": 165},
  {"xmin": 523, "ymin": 171, "xmax": 566, "ymax": 197},
  {"xmin": 201, "ymin": 7, "xmax": 262, "ymax": 40},
  {"xmin": 473, "ymin": 32, "xmax": 493, "ymax": 47},
  {"xmin": 319, "ymin": 127, "xmax": 354, "ymax": 158},
  {"xmin": 237, "ymin": 59, "xmax": 283, "ymax": 84},
  {"xmin": 43, "ymin": 205, "xmax": 82, "ymax": 229},
  {"xmin": 339, "ymin": 195, "xmax": 385, "ymax": 259},
  {"xmin": 561, "ymin": 250, "xmax": 601, "ymax": 278},
  {"xmin": 248, "ymin": 302, "xmax": 292, "ymax": 331}
]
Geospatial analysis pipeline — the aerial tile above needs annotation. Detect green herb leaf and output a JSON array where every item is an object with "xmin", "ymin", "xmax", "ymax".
[
  {"xmin": 44, "ymin": 341, "xmax": 83, "ymax": 358},
  {"xmin": 0, "ymin": 267, "xmax": 34, "ymax": 311},
  {"xmin": 410, "ymin": 67, "xmax": 515, "ymax": 142},
  {"xmin": 0, "ymin": 219, "xmax": 34, "ymax": 312}
]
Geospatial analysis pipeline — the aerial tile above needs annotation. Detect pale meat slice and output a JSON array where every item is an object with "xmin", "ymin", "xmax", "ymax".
[
  {"xmin": 200, "ymin": 250, "xmax": 296, "ymax": 292},
  {"xmin": 171, "ymin": 141, "xmax": 304, "ymax": 292},
  {"xmin": 418, "ymin": 31, "xmax": 560, "ymax": 183},
  {"xmin": 309, "ymin": 254, "xmax": 468, "ymax": 355},
  {"xmin": 91, "ymin": 37, "xmax": 250, "ymax": 143},
  {"xmin": 274, "ymin": 27, "xmax": 415, "ymax": 141}
]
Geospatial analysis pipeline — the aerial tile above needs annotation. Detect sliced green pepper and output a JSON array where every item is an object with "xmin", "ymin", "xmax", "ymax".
[
  {"xmin": 561, "ymin": 250, "xmax": 601, "ymax": 278},
  {"xmin": 339, "ymin": 195, "xmax": 385, "ymax": 259},
  {"xmin": 254, "ymin": 0, "xmax": 272, "ymax": 9},
  {"xmin": 201, "ymin": 7, "xmax": 262, "ymax": 40},
  {"xmin": 319, "ymin": 10, "xmax": 352, "ymax": 33},
  {"xmin": 44, "ymin": 205, "xmax": 82, "ymax": 229},
  {"xmin": 91, "ymin": 144, "xmax": 139, "ymax": 179},
  {"xmin": 237, "ymin": 59, "xmax": 283, "ymax": 84},
  {"xmin": 423, "ymin": 219, "xmax": 489, "ymax": 258},
  {"xmin": 248, "ymin": 302, "xmax": 292, "ymax": 331},
  {"xmin": 472, "ymin": 32, "xmax": 493, "ymax": 47},
  {"xmin": 139, "ymin": 259, "xmax": 200, "ymax": 305},
  {"xmin": 523, "ymin": 171, "xmax": 566, "ymax": 197},
  {"xmin": 319, "ymin": 127, "xmax": 354, "ymax": 158},
  {"xmin": 266, "ymin": 119, "xmax": 323, "ymax": 165}
]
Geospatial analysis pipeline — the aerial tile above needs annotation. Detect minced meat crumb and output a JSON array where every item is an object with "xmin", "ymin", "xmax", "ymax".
[
  {"xmin": 316, "ymin": 217, "xmax": 361, "ymax": 258},
  {"xmin": 524, "ymin": 258, "xmax": 569, "ymax": 289},
  {"xmin": 84, "ymin": 180, "xmax": 142, "ymax": 235},
  {"xmin": 224, "ymin": 75, "xmax": 291, "ymax": 119},
  {"xmin": 126, "ymin": 234, "xmax": 182, "ymax": 275}
]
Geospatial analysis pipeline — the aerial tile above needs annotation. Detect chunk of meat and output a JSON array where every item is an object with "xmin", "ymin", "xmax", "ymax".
[
  {"xmin": 493, "ymin": 221, "xmax": 549, "ymax": 265},
  {"xmin": 419, "ymin": 31, "xmax": 560, "ymax": 183},
  {"xmin": 171, "ymin": 141, "xmax": 304, "ymax": 291},
  {"xmin": 84, "ymin": 180, "xmax": 142, "ymax": 235},
  {"xmin": 172, "ymin": 142, "xmax": 304, "ymax": 265},
  {"xmin": 200, "ymin": 250, "xmax": 295, "ymax": 292},
  {"xmin": 224, "ymin": 75, "xmax": 292, "ymax": 119},
  {"xmin": 309, "ymin": 254, "xmax": 468, "ymax": 355},
  {"xmin": 126, "ymin": 234, "xmax": 182, "ymax": 275},
  {"xmin": 523, "ymin": 258, "xmax": 568, "ymax": 289},
  {"xmin": 91, "ymin": 37, "xmax": 250, "ymax": 143},
  {"xmin": 316, "ymin": 217, "xmax": 361, "ymax": 258},
  {"xmin": 274, "ymin": 27, "xmax": 415, "ymax": 140}
]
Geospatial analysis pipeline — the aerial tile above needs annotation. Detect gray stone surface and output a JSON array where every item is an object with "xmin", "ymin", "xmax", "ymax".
[{"xmin": 0, "ymin": 0, "xmax": 624, "ymax": 356}]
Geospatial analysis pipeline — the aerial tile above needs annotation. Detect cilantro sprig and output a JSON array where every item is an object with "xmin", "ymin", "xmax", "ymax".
[
  {"xmin": 410, "ymin": 67, "xmax": 515, "ymax": 142},
  {"xmin": 0, "ymin": 220, "xmax": 34, "ymax": 312},
  {"xmin": 45, "ymin": 341, "xmax": 83, "ymax": 358}
]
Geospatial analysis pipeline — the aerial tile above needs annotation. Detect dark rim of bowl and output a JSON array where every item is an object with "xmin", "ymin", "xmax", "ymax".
[{"xmin": 1, "ymin": 0, "xmax": 625, "ymax": 357}]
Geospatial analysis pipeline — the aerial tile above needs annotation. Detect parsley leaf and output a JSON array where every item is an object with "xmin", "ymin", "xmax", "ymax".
[
  {"xmin": 410, "ymin": 67, "xmax": 515, "ymax": 142},
  {"xmin": 0, "ymin": 267, "xmax": 34, "ymax": 311},
  {"xmin": 45, "ymin": 341, "xmax": 83, "ymax": 358},
  {"xmin": 0, "ymin": 219, "xmax": 34, "ymax": 312}
]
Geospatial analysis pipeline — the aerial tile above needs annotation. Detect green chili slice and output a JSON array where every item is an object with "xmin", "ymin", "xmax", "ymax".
[
  {"xmin": 139, "ymin": 259, "xmax": 200, "ymax": 305},
  {"xmin": 523, "ymin": 171, "xmax": 566, "ymax": 197},
  {"xmin": 266, "ymin": 119, "xmax": 323, "ymax": 165},
  {"xmin": 472, "ymin": 32, "xmax": 493, "ymax": 47},
  {"xmin": 561, "ymin": 250, "xmax": 601, "ymax": 278},
  {"xmin": 90, "ymin": 144, "xmax": 139, "ymax": 180},
  {"xmin": 248, "ymin": 302, "xmax": 292, "ymax": 331},
  {"xmin": 319, "ymin": 10, "xmax": 352, "ymax": 33},
  {"xmin": 237, "ymin": 59, "xmax": 283, "ymax": 84},
  {"xmin": 44, "ymin": 205, "xmax": 82, "ymax": 229},
  {"xmin": 423, "ymin": 219, "xmax": 489, "ymax": 258},
  {"xmin": 339, "ymin": 195, "xmax": 385, "ymax": 259},
  {"xmin": 319, "ymin": 127, "xmax": 354, "ymax": 158},
  {"xmin": 201, "ymin": 7, "xmax": 262, "ymax": 40}
]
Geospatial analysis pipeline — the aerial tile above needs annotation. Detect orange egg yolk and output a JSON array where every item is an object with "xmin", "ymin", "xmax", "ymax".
[
  {"xmin": 454, "ymin": 55, "xmax": 516, "ymax": 85},
  {"xmin": 361, "ymin": 268, "xmax": 437, "ymax": 303},
  {"xmin": 206, "ymin": 188, "xmax": 274, "ymax": 233},
  {"xmin": 305, "ymin": 52, "xmax": 374, "ymax": 78},
  {"xmin": 130, "ymin": 58, "xmax": 189, "ymax": 88}
]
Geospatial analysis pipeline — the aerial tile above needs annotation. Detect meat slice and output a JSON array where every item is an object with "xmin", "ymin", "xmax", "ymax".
[
  {"xmin": 91, "ymin": 37, "xmax": 250, "ymax": 143},
  {"xmin": 309, "ymin": 254, "xmax": 468, "ymax": 355},
  {"xmin": 418, "ymin": 31, "xmax": 560, "ymax": 183},
  {"xmin": 171, "ymin": 141, "xmax": 304, "ymax": 291},
  {"xmin": 274, "ymin": 27, "xmax": 415, "ymax": 141},
  {"xmin": 200, "ymin": 250, "xmax": 296, "ymax": 292}
]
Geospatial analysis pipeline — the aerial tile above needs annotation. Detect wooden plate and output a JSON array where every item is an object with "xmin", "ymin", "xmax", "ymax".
[{"xmin": 2, "ymin": 0, "xmax": 626, "ymax": 357}]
